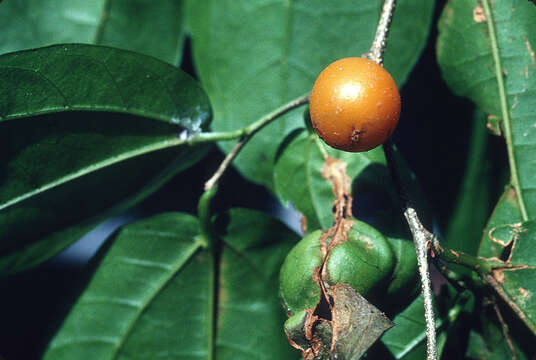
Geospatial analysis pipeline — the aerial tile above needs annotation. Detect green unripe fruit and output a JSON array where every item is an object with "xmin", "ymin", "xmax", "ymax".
[
  {"xmin": 324, "ymin": 220, "xmax": 395, "ymax": 302},
  {"xmin": 279, "ymin": 230, "xmax": 323, "ymax": 315},
  {"xmin": 383, "ymin": 236, "xmax": 419, "ymax": 315},
  {"xmin": 279, "ymin": 220, "xmax": 396, "ymax": 315}
]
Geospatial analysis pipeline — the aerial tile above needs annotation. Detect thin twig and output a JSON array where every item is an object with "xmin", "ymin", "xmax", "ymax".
[
  {"xmin": 204, "ymin": 140, "xmax": 246, "ymax": 190},
  {"xmin": 367, "ymin": 0, "xmax": 397, "ymax": 65},
  {"xmin": 404, "ymin": 208, "xmax": 438, "ymax": 360},
  {"xmin": 367, "ymin": 0, "xmax": 437, "ymax": 357},
  {"xmin": 204, "ymin": 93, "xmax": 310, "ymax": 190},
  {"xmin": 383, "ymin": 140, "xmax": 437, "ymax": 360},
  {"xmin": 492, "ymin": 298, "xmax": 517, "ymax": 360}
]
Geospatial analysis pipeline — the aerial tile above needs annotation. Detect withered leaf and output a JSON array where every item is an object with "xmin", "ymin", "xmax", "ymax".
[{"xmin": 330, "ymin": 284, "xmax": 394, "ymax": 359}]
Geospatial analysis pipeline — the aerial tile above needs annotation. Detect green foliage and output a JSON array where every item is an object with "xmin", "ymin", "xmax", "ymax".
[
  {"xmin": 44, "ymin": 209, "xmax": 299, "ymax": 359},
  {"xmin": 444, "ymin": 110, "xmax": 493, "ymax": 259},
  {"xmin": 381, "ymin": 289, "xmax": 473, "ymax": 360},
  {"xmin": 437, "ymin": 0, "xmax": 536, "ymax": 356},
  {"xmin": 274, "ymin": 128, "xmax": 388, "ymax": 232},
  {"xmin": 0, "ymin": 0, "xmax": 186, "ymax": 64},
  {"xmin": 187, "ymin": 0, "xmax": 433, "ymax": 188},
  {"xmin": 0, "ymin": 44, "xmax": 211, "ymax": 273},
  {"xmin": 467, "ymin": 314, "xmax": 529, "ymax": 360},
  {"xmin": 485, "ymin": 221, "xmax": 536, "ymax": 331},
  {"xmin": 438, "ymin": 0, "xmax": 536, "ymax": 219},
  {"xmin": 2, "ymin": 0, "xmax": 536, "ymax": 359}
]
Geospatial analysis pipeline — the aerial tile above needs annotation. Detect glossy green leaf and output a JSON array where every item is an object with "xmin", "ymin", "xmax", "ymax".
[
  {"xmin": 381, "ymin": 296, "xmax": 439, "ymax": 359},
  {"xmin": 43, "ymin": 213, "xmax": 210, "ymax": 359},
  {"xmin": 437, "ymin": 0, "xmax": 536, "ymax": 219},
  {"xmin": 380, "ymin": 290, "xmax": 472, "ymax": 360},
  {"xmin": 444, "ymin": 110, "xmax": 494, "ymax": 273},
  {"xmin": 485, "ymin": 221, "xmax": 536, "ymax": 334},
  {"xmin": 44, "ymin": 208, "xmax": 299, "ymax": 359},
  {"xmin": 0, "ymin": 44, "xmax": 211, "ymax": 274},
  {"xmin": 0, "ymin": 0, "xmax": 185, "ymax": 64},
  {"xmin": 187, "ymin": 0, "xmax": 434, "ymax": 187},
  {"xmin": 273, "ymin": 128, "xmax": 389, "ymax": 233},
  {"xmin": 273, "ymin": 128, "xmax": 427, "ymax": 238}
]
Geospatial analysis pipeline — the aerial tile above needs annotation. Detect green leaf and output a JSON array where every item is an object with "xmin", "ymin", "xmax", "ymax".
[
  {"xmin": 467, "ymin": 302, "xmax": 530, "ymax": 360},
  {"xmin": 381, "ymin": 295, "xmax": 439, "ymax": 359},
  {"xmin": 485, "ymin": 221, "xmax": 536, "ymax": 334},
  {"xmin": 381, "ymin": 290, "xmax": 471, "ymax": 359},
  {"xmin": 0, "ymin": 0, "xmax": 185, "ymax": 64},
  {"xmin": 0, "ymin": 44, "xmax": 212, "ymax": 274},
  {"xmin": 467, "ymin": 330, "xmax": 528, "ymax": 360},
  {"xmin": 187, "ymin": 0, "xmax": 434, "ymax": 187},
  {"xmin": 444, "ymin": 110, "xmax": 494, "ymax": 274},
  {"xmin": 44, "ymin": 209, "xmax": 300, "ymax": 359},
  {"xmin": 273, "ymin": 128, "xmax": 388, "ymax": 233},
  {"xmin": 437, "ymin": 0, "xmax": 536, "ymax": 219}
]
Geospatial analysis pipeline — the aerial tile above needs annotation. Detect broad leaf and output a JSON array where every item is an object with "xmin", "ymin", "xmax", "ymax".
[
  {"xmin": 381, "ymin": 290, "xmax": 472, "ymax": 359},
  {"xmin": 44, "ymin": 209, "xmax": 299, "ymax": 359},
  {"xmin": 380, "ymin": 296, "xmax": 445, "ymax": 359},
  {"xmin": 274, "ymin": 128, "xmax": 391, "ymax": 233},
  {"xmin": 437, "ymin": 0, "xmax": 536, "ymax": 219},
  {"xmin": 477, "ymin": 185, "xmax": 536, "ymax": 336},
  {"xmin": 273, "ymin": 128, "xmax": 426, "ymax": 240},
  {"xmin": 467, "ymin": 306, "xmax": 530, "ymax": 360},
  {"xmin": 187, "ymin": 0, "xmax": 434, "ymax": 187},
  {"xmin": 0, "ymin": 44, "xmax": 211, "ymax": 274},
  {"xmin": 484, "ymin": 221, "xmax": 536, "ymax": 334},
  {"xmin": 0, "ymin": 0, "xmax": 185, "ymax": 64},
  {"xmin": 467, "ymin": 331, "xmax": 528, "ymax": 360},
  {"xmin": 444, "ymin": 110, "xmax": 494, "ymax": 273}
]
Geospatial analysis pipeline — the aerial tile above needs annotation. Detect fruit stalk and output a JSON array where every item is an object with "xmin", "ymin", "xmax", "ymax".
[
  {"xmin": 368, "ymin": 0, "xmax": 438, "ymax": 357},
  {"xmin": 368, "ymin": 0, "xmax": 397, "ymax": 65}
]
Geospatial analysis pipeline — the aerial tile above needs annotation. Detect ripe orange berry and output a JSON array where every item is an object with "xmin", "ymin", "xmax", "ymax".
[{"xmin": 309, "ymin": 57, "xmax": 401, "ymax": 152}]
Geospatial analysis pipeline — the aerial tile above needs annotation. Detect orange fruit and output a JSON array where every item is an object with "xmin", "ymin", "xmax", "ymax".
[{"xmin": 310, "ymin": 57, "xmax": 401, "ymax": 152}]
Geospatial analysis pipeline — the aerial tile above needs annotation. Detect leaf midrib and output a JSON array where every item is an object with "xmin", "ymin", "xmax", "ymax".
[
  {"xmin": 0, "ymin": 135, "xmax": 185, "ymax": 211},
  {"xmin": 481, "ymin": 0, "xmax": 528, "ymax": 221},
  {"xmin": 108, "ymin": 238, "xmax": 204, "ymax": 360}
]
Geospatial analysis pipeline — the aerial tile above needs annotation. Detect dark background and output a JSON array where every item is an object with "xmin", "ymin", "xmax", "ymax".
[{"xmin": 0, "ymin": 1, "xmax": 509, "ymax": 359}]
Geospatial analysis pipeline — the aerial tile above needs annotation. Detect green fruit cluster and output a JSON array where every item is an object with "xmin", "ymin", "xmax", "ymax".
[{"xmin": 279, "ymin": 218, "xmax": 419, "ymax": 317}]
